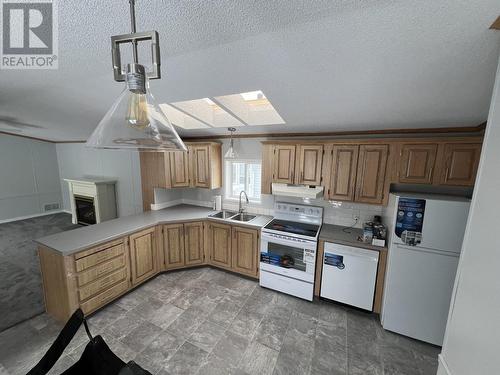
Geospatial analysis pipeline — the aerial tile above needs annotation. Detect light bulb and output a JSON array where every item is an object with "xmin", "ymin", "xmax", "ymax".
[{"xmin": 126, "ymin": 93, "xmax": 149, "ymax": 129}]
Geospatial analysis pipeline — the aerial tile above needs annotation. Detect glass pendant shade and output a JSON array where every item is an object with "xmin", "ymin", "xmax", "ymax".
[
  {"xmin": 224, "ymin": 136, "xmax": 238, "ymax": 159},
  {"xmin": 224, "ymin": 145, "xmax": 237, "ymax": 159},
  {"xmin": 86, "ymin": 68, "xmax": 187, "ymax": 151}
]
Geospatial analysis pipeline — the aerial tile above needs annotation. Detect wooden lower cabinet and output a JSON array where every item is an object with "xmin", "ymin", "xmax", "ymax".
[
  {"xmin": 162, "ymin": 221, "xmax": 205, "ymax": 270},
  {"xmin": 231, "ymin": 226, "xmax": 259, "ymax": 277},
  {"xmin": 163, "ymin": 223, "xmax": 185, "ymax": 269},
  {"xmin": 208, "ymin": 222, "xmax": 232, "ymax": 269},
  {"xmin": 40, "ymin": 221, "xmax": 261, "ymax": 323},
  {"xmin": 184, "ymin": 221, "xmax": 205, "ymax": 265},
  {"xmin": 129, "ymin": 227, "xmax": 158, "ymax": 286},
  {"xmin": 207, "ymin": 222, "xmax": 259, "ymax": 278}
]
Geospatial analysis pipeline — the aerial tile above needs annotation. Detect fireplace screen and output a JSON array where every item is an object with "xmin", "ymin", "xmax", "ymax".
[{"xmin": 74, "ymin": 195, "xmax": 96, "ymax": 225}]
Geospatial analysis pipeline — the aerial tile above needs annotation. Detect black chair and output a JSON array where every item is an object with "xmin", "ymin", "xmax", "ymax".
[{"xmin": 27, "ymin": 309, "xmax": 152, "ymax": 375}]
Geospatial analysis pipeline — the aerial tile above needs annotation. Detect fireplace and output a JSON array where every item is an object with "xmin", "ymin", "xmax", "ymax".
[
  {"xmin": 64, "ymin": 177, "xmax": 117, "ymax": 225},
  {"xmin": 74, "ymin": 195, "xmax": 97, "ymax": 225}
]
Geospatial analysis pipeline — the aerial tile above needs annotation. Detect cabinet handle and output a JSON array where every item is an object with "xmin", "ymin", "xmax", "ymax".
[{"xmin": 429, "ymin": 166, "xmax": 434, "ymax": 179}]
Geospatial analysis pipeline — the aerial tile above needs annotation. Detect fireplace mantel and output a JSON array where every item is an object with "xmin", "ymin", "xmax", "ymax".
[{"xmin": 64, "ymin": 177, "xmax": 117, "ymax": 225}]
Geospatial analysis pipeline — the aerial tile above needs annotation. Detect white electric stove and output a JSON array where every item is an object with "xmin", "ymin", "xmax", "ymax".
[{"xmin": 259, "ymin": 202, "xmax": 323, "ymax": 301}]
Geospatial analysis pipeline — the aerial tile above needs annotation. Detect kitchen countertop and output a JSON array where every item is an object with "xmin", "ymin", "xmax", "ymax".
[
  {"xmin": 319, "ymin": 223, "xmax": 388, "ymax": 252},
  {"xmin": 36, "ymin": 205, "xmax": 273, "ymax": 256}
]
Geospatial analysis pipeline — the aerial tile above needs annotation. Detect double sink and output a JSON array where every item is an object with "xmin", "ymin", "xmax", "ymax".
[{"xmin": 209, "ymin": 210, "xmax": 257, "ymax": 222}]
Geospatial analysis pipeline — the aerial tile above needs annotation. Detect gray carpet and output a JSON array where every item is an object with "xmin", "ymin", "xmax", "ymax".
[{"xmin": 0, "ymin": 213, "xmax": 79, "ymax": 332}]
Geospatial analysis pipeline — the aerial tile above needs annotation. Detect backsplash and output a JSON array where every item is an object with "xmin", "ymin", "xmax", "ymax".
[{"xmin": 153, "ymin": 187, "xmax": 383, "ymax": 228}]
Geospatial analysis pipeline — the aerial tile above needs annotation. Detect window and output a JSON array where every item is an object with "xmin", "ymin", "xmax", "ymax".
[{"xmin": 225, "ymin": 160, "xmax": 262, "ymax": 201}]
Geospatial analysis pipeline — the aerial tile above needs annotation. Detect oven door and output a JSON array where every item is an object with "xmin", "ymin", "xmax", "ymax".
[{"xmin": 260, "ymin": 232, "xmax": 317, "ymax": 283}]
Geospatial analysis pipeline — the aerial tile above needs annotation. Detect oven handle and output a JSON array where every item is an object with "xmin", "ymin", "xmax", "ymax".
[{"xmin": 261, "ymin": 232, "xmax": 317, "ymax": 251}]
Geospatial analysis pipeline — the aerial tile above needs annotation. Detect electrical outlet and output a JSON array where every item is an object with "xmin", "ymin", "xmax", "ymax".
[{"xmin": 44, "ymin": 203, "xmax": 60, "ymax": 211}]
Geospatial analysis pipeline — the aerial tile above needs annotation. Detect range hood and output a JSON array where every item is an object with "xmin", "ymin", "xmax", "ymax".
[{"xmin": 271, "ymin": 183, "xmax": 324, "ymax": 199}]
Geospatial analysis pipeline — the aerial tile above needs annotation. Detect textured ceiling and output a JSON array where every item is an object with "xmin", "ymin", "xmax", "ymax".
[{"xmin": 0, "ymin": 0, "xmax": 499, "ymax": 141}]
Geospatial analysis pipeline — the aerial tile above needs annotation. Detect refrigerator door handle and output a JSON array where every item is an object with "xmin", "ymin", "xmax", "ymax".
[{"xmin": 395, "ymin": 244, "xmax": 459, "ymax": 257}]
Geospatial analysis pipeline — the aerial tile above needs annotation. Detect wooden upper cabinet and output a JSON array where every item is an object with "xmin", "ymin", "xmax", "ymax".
[
  {"xmin": 355, "ymin": 145, "xmax": 389, "ymax": 204},
  {"xmin": 163, "ymin": 223, "xmax": 185, "ymax": 269},
  {"xmin": 273, "ymin": 145, "xmax": 296, "ymax": 184},
  {"xmin": 140, "ymin": 152, "xmax": 168, "ymax": 211},
  {"xmin": 231, "ymin": 226, "xmax": 259, "ymax": 277},
  {"xmin": 399, "ymin": 144, "xmax": 438, "ymax": 184},
  {"xmin": 140, "ymin": 142, "xmax": 222, "ymax": 209},
  {"xmin": 184, "ymin": 221, "xmax": 204, "ymax": 266},
  {"xmin": 208, "ymin": 222, "xmax": 232, "ymax": 269},
  {"xmin": 297, "ymin": 145, "xmax": 323, "ymax": 185},
  {"xmin": 438, "ymin": 143, "xmax": 481, "ymax": 186},
  {"xmin": 129, "ymin": 227, "xmax": 157, "ymax": 286},
  {"xmin": 328, "ymin": 145, "xmax": 359, "ymax": 201},
  {"xmin": 191, "ymin": 145, "xmax": 211, "ymax": 188},
  {"xmin": 169, "ymin": 151, "xmax": 190, "ymax": 187}
]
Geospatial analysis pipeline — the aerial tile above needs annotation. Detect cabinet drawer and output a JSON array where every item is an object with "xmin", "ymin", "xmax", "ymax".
[
  {"xmin": 78, "ymin": 268, "xmax": 128, "ymax": 302},
  {"xmin": 76, "ymin": 255, "xmax": 126, "ymax": 286},
  {"xmin": 75, "ymin": 244, "xmax": 125, "ymax": 272},
  {"xmin": 80, "ymin": 279, "xmax": 129, "ymax": 315}
]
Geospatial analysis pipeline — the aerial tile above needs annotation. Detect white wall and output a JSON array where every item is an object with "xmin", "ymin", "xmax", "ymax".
[
  {"xmin": 437, "ymin": 55, "xmax": 500, "ymax": 375},
  {"xmin": 0, "ymin": 134, "xmax": 62, "ymax": 222},
  {"xmin": 56, "ymin": 144, "xmax": 143, "ymax": 218}
]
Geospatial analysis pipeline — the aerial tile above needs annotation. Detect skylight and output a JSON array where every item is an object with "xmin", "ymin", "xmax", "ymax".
[
  {"xmin": 215, "ymin": 91, "xmax": 285, "ymax": 126},
  {"xmin": 240, "ymin": 90, "xmax": 266, "ymax": 101},
  {"xmin": 159, "ymin": 104, "xmax": 210, "ymax": 130},
  {"xmin": 160, "ymin": 90, "xmax": 285, "ymax": 130}
]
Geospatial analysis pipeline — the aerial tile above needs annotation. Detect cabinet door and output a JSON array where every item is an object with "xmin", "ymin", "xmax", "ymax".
[
  {"xmin": 139, "ymin": 152, "xmax": 168, "ymax": 211},
  {"xmin": 184, "ymin": 221, "xmax": 205, "ymax": 266},
  {"xmin": 190, "ymin": 145, "xmax": 211, "ymax": 188},
  {"xmin": 297, "ymin": 145, "xmax": 323, "ymax": 185},
  {"xmin": 129, "ymin": 227, "xmax": 157, "ymax": 286},
  {"xmin": 328, "ymin": 145, "xmax": 359, "ymax": 201},
  {"xmin": 438, "ymin": 143, "xmax": 481, "ymax": 186},
  {"xmin": 399, "ymin": 144, "xmax": 437, "ymax": 184},
  {"xmin": 273, "ymin": 145, "xmax": 296, "ymax": 184},
  {"xmin": 169, "ymin": 151, "xmax": 190, "ymax": 187},
  {"xmin": 163, "ymin": 223, "xmax": 185, "ymax": 269},
  {"xmin": 208, "ymin": 222, "xmax": 232, "ymax": 269},
  {"xmin": 355, "ymin": 145, "xmax": 389, "ymax": 204},
  {"xmin": 231, "ymin": 226, "xmax": 259, "ymax": 278}
]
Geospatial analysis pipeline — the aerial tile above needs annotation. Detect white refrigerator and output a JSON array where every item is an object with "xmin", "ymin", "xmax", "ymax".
[{"xmin": 381, "ymin": 193, "xmax": 470, "ymax": 346}]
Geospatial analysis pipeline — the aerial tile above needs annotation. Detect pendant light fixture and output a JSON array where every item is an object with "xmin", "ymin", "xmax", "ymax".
[
  {"xmin": 224, "ymin": 127, "xmax": 238, "ymax": 159},
  {"xmin": 86, "ymin": 0, "xmax": 187, "ymax": 151}
]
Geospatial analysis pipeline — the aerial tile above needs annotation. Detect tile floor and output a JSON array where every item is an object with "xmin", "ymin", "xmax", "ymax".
[{"xmin": 0, "ymin": 267, "xmax": 440, "ymax": 375}]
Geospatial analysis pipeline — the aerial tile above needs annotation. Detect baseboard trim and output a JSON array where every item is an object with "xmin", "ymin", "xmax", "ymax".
[
  {"xmin": 150, "ymin": 199, "xmax": 184, "ymax": 211},
  {"xmin": 151, "ymin": 199, "xmax": 213, "ymax": 211},
  {"xmin": 181, "ymin": 199, "xmax": 213, "ymax": 208},
  {"xmin": 0, "ymin": 210, "xmax": 65, "ymax": 224},
  {"xmin": 438, "ymin": 354, "xmax": 452, "ymax": 375}
]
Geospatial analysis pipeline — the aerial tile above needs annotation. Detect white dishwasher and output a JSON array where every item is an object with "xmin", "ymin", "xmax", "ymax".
[{"xmin": 320, "ymin": 242, "xmax": 379, "ymax": 311}]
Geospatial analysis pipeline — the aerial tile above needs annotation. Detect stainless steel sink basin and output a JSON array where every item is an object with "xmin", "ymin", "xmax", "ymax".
[
  {"xmin": 209, "ymin": 210, "xmax": 237, "ymax": 219},
  {"xmin": 231, "ymin": 213, "xmax": 257, "ymax": 222}
]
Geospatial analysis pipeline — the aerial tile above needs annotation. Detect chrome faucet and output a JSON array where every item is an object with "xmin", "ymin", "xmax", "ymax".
[{"xmin": 239, "ymin": 191, "xmax": 249, "ymax": 213}]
